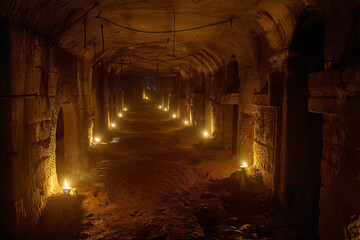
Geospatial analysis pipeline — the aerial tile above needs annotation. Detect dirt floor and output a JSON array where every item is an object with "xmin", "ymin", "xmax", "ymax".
[{"xmin": 40, "ymin": 101, "xmax": 306, "ymax": 240}]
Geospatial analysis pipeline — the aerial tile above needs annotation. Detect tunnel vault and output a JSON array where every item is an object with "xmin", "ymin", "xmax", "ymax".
[{"xmin": 0, "ymin": 0, "xmax": 359, "ymax": 239}]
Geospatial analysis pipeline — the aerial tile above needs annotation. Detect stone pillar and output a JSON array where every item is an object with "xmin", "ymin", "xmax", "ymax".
[{"xmin": 308, "ymin": 67, "xmax": 360, "ymax": 239}]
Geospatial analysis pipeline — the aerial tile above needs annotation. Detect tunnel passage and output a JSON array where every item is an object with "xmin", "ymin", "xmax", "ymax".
[
  {"xmin": 1, "ymin": 0, "xmax": 359, "ymax": 238},
  {"xmin": 55, "ymin": 104, "xmax": 79, "ymax": 186},
  {"xmin": 285, "ymin": 11, "xmax": 325, "ymax": 237}
]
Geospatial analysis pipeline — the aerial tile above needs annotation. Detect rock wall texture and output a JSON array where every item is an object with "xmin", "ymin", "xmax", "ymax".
[
  {"xmin": 178, "ymin": 1, "xmax": 359, "ymax": 238},
  {"xmin": 1, "ymin": 22, "xmax": 123, "ymax": 238},
  {"xmin": 0, "ymin": 0, "xmax": 359, "ymax": 238},
  {"xmin": 309, "ymin": 67, "xmax": 360, "ymax": 239}
]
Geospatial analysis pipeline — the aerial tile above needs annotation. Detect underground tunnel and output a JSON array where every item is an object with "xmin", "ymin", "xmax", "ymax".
[{"xmin": 0, "ymin": 0, "xmax": 360, "ymax": 239}]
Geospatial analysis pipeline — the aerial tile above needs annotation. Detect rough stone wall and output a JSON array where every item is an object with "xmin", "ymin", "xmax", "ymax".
[
  {"xmin": 164, "ymin": 77, "xmax": 176, "ymax": 112},
  {"xmin": 181, "ymin": 76, "xmax": 192, "ymax": 123},
  {"xmin": 237, "ymin": 66, "xmax": 260, "ymax": 166},
  {"xmin": 191, "ymin": 94, "xmax": 205, "ymax": 128},
  {"xmin": 309, "ymin": 67, "xmax": 360, "ymax": 239},
  {"xmin": 253, "ymin": 106, "xmax": 278, "ymax": 191},
  {"xmin": 92, "ymin": 67, "xmax": 123, "ymax": 138},
  {"xmin": 5, "ymin": 23, "xmax": 109, "ymax": 237},
  {"xmin": 188, "ymin": 72, "xmax": 205, "ymax": 127}
]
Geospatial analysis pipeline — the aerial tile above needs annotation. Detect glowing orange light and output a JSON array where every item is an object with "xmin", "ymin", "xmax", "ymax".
[
  {"xmin": 124, "ymin": 107, "xmax": 128, "ymax": 111},
  {"xmin": 94, "ymin": 137, "xmax": 101, "ymax": 143},
  {"xmin": 111, "ymin": 123, "xmax": 116, "ymax": 128},
  {"xmin": 158, "ymin": 106, "xmax": 162, "ymax": 109},
  {"xmin": 164, "ymin": 108, "xmax": 168, "ymax": 112},
  {"xmin": 172, "ymin": 114, "xmax": 176, "ymax": 118},
  {"xmin": 240, "ymin": 162, "xmax": 248, "ymax": 168},
  {"xmin": 184, "ymin": 120, "xmax": 189, "ymax": 126},
  {"xmin": 203, "ymin": 131, "xmax": 209, "ymax": 137},
  {"xmin": 62, "ymin": 178, "xmax": 72, "ymax": 194},
  {"xmin": 118, "ymin": 113, "xmax": 123, "ymax": 117},
  {"xmin": 64, "ymin": 178, "xmax": 70, "ymax": 188}
]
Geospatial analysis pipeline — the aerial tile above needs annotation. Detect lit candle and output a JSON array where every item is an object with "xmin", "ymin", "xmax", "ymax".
[
  {"xmin": 94, "ymin": 137, "xmax": 101, "ymax": 143},
  {"xmin": 164, "ymin": 108, "xmax": 168, "ymax": 112},
  {"xmin": 62, "ymin": 178, "xmax": 72, "ymax": 195},
  {"xmin": 124, "ymin": 107, "xmax": 128, "ymax": 111},
  {"xmin": 184, "ymin": 120, "xmax": 189, "ymax": 126},
  {"xmin": 172, "ymin": 114, "xmax": 176, "ymax": 119},
  {"xmin": 145, "ymin": 96, "xmax": 149, "ymax": 100},
  {"xmin": 203, "ymin": 131, "xmax": 209, "ymax": 138},
  {"xmin": 158, "ymin": 106, "xmax": 162, "ymax": 109},
  {"xmin": 118, "ymin": 113, "xmax": 123, "ymax": 118},
  {"xmin": 111, "ymin": 123, "xmax": 116, "ymax": 128},
  {"xmin": 236, "ymin": 162, "xmax": 248, "ymax": 189},
  {"xmin": 239, "ymin": 162, "xmax": 248, "ymax": 169}
]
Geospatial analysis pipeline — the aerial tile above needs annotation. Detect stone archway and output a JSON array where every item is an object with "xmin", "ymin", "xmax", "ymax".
[
  {"xmin": 284, "ymin": 10, "xmax": 325, "ymax": 237},
  {"xmin": 55, "ymin": 103, "xmax": 78, "ymax": 187}
]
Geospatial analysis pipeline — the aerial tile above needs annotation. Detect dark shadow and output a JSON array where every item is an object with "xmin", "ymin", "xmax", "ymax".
[
  {"xmin": 285, "ymin": 10, "xmax": 324, "ymax": 238},
  {"xmin": 38, "ymin": 194, "xmax": 86, "ymax": 240},
  {"xmin": 226, "ymin": 60, "xmax": 240, "ymax": 94},
  {"xmin": 0, "ymin": 19, "xmax": 15, "ymax": 240},
  {"xmin": 223, "ymin": 104, "xmax": 238, "ymax": 155},
  {"xmin": 213, "ymin": 170, "xmax": 272, "ymax": 216},
  {"xmin": 222, "ymin": 58, "xmax": 240, "ymax": 154},
  {"xmin": 232, "ymin": 105, "xmax": 238, "ymax": 155}
]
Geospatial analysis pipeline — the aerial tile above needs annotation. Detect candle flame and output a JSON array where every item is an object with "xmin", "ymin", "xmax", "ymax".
[
  {"xmin": 124, "ymin": 107, "xmax": 128, "ymax": 111},
  {"xmin": 94, "ymin": 137, "xmax": 101, "ymax": 143},
  {"xmin": 158, "ymin": 106, "xmax": 162, "ymax": 109},
  {"xmin": 203, "ymin": 131, "xmax": 209, "ymax": 137},
  {"xmin": 172, "ymin": 114, "xmax": 176, "ymax": 118},
  {"xmin": 184, "ymin": 120, "xmax": 189, "ymax": 125},
  {"xmin": 64, "ymin": 178, "xmax": 69, "ymax": 188},
  {"xmin": 118, "ymin": 113, "xmax": 123, "ymax": 117},
  {"xmin": 240, "ymin": 162, "xmax": 248, "ymax": 168},
  {"xmin": 164, "ymin": 108, "xmax": 168, "ymax": 112},
  {"xmin": 111, "ymin": 123, "xmax": 116, "ymax": 128}
]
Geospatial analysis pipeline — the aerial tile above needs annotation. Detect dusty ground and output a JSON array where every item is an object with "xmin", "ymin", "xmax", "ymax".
[{"xmin": 40, "ymin": 101, "xmax": 305, "ymax": 240}]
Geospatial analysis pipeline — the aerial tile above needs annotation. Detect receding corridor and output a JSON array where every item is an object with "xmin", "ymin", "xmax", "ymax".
[
  {"xmin": 78, "ymin": 102, "xmax": 234, "ymax": 239},
  {"xmin": 1, "ymin": 0, "xmax": 360, "ymax": 239},
  {"xmin": 39, "ymin": 101, "xmax": 303, "ymax": 240}
]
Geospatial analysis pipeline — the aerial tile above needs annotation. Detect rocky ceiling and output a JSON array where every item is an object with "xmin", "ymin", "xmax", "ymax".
[{"xmin": 1, "ymin": 0, "xmax": 303, "ymax": 76}]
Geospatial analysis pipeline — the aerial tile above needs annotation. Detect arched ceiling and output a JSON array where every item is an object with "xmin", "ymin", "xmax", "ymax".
[{"xmin": 1, "ymin": 0, "xmax": 307, "ymax": 77}]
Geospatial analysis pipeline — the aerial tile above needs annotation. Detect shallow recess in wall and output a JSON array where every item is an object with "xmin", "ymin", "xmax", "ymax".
[{"xmin": 55, "ymin": 104, "xmax": 79, "ymax": 187}]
